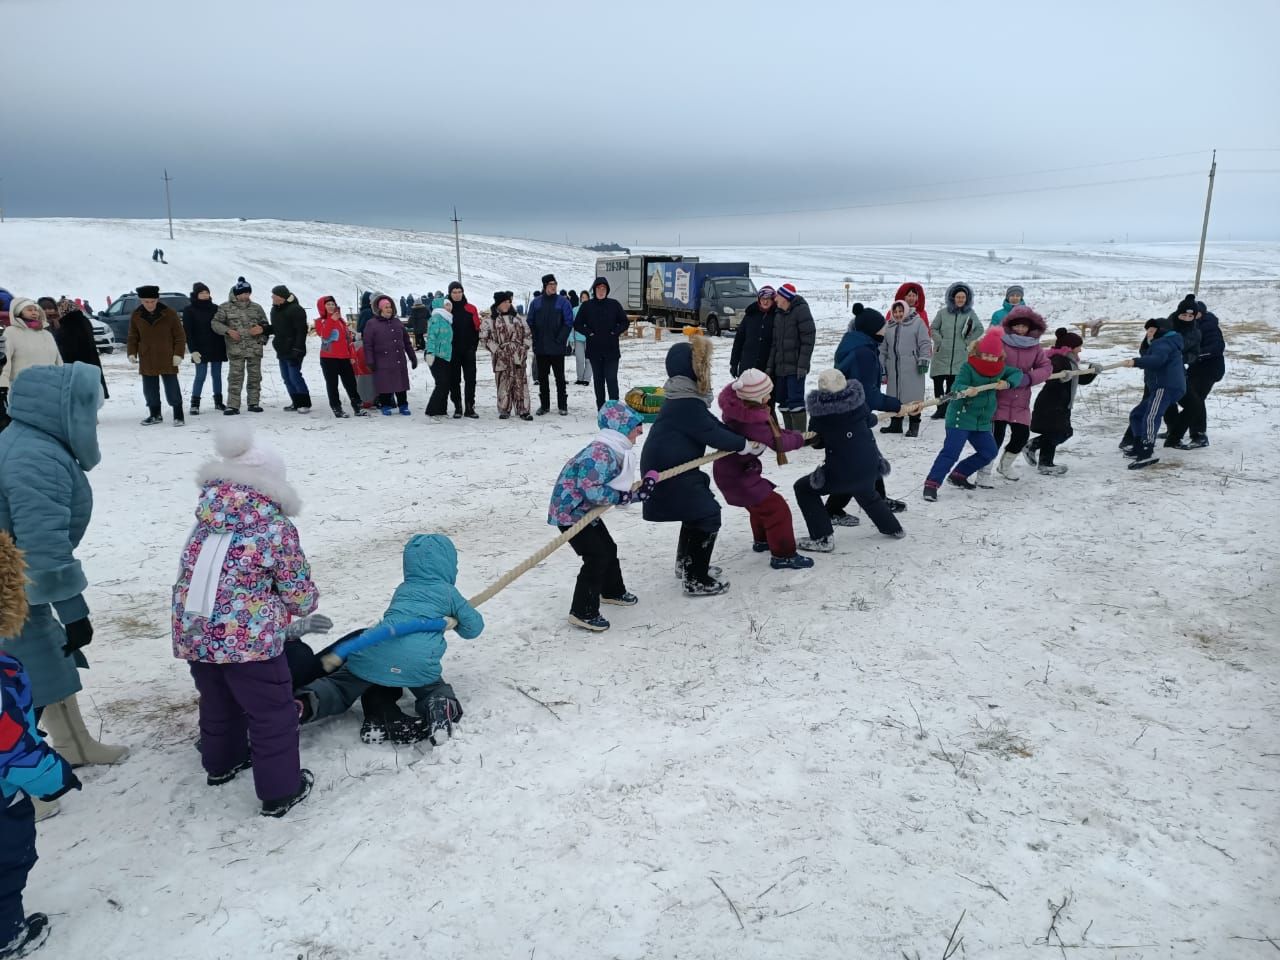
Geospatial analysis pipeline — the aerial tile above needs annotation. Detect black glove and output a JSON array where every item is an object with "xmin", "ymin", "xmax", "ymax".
[
  {"xmin": 63, "ymin": 618, "xmax": 93, "ymax": 656},
  {"xmin": 878, "ymin": 455, "xmax": 892, "ymax": 477}
]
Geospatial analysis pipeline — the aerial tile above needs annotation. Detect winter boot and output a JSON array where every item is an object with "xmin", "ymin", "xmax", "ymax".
[
  {"xmin": 206, "ymin": 757, "xmax": 252, "ymax": 786},
  {"xmin": 31, "ymin": 797, "xmax": 59, "ymax": 822},
  {"xmin": 332, "ymin": 407, "xmax": 349, "ymax": 419},
  {"xmin": 922, "ymin": 482, "xmax": 939, "ymax": 502},
  {"xmin": 283, "ymin": 395, "xmax": 298, "ymax": 412},
  {"xmin": 172, "ymin": 407, "xmax": 185, "ymax": 426},
  {"xmin": 829, "ymin": 512, "xmax": 860, "ymax": 527},
  {"xmin": 141, "ymin": 409, "xmax": 163, "ymax": 426},
  {"xmin": 260, "ymin": 769, "xmax": 314, "ymax": 817},
  {"xmin": 1127, "ymin": 444, "xmax": 1160, "ymax": 470},
  {"xmin": 295, "ymin": 393, "xmax": 312, "ymax": 414},
  {"xmin": 771, "ymin": 554, "xmax": 816, "ymax": 570},
  {"xmin": 1187, "ymin": 434, "xmax": 1210, "ymax": 448},
  {"xmin": 1038, "ymin": 464, "xmax": 1068, "ymax": 476},
  {"xmin": 0, "ymin": 913, "xmax": 50, "ymax": 959},
  {"xmin": 398, "ymin": 403, "xmax": 411, "ymax": 416},
  {"xmin": 996, "ymin": 450, "xmax": 1020, "ymax": 481},
  {"xmin": 464, "ymin": 407, "xmax": 479, "ymax": 419},
  {"xmin": 380, "ymin": 406, "xmax": 394, "ymax": 416},
  {"xmin": 569, "ymin": 613, "xmax": 610, "ymax": 632},
  {"xmin": 499, "ymin": 412, "xmax": 510, "ymax": 420},
  {"xmin": 930, "ymin": 403, "xmax": 948, "ymax": 420},
  {"xmin": 42, "ymin": 695, "xmax": 129, "ymax": 766},
  {"xmin": 906, "ymin": 416, "xmax": 921, "ymax": 438},
  {"xmin": 797, "ymin": 535, "xmax": 834, "ymax": 552},
  {"xmin": 247, "ymin": 404, "xmax": 264, "ymax": 413},
  {"xmin": 223, "ymin": 406, "xmax": 240, "ymax": 416},
  {"xmin": 885, "ymin": 498, "xmax": 908, "ymax": 513},
  {"xmin": 880, "ymin": 417, "xmax": 904, "ymax": 434},
  {"xmin": 973, "ymin": 466, "xmax": 996, "ymax": 488},
  {"xmin": 190, "ymin": 398, "xmax": 201, "ymax": 416},
  {"xmin": 682, "ymin": 532, "xmax": 729, "ymax": 596},
  {"xmin": 752, "ymin": 540, "xmax": 771, "ymax": 553},
  {"xmin": 947, "ymin": 472, "xmax": 977, "ymax": 491},
  {"xmin": 213, "ymin": 394, "xmax": 225, "ymax": 411}
]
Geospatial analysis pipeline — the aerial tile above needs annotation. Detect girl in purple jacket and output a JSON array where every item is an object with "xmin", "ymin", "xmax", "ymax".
[
  {"xmin": 713, "ymin": 369, "xmax": 813, "ymax": 570},
  {"xmin": 990, "ymin": 305, "xmax": 1052, "ymax": 481}
]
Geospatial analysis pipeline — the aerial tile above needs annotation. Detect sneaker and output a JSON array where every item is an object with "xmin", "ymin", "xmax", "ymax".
[
  {"xmin": 830, "ymin": 513, "xmax": 861, "ymax": 527},
  {"xmin": 353, "ymin": 407, "xmax": 370, "ymax": 417},
  {"xmin": 770, "ymin": 554, "xmax": 815, "ymax": 570},
  {"xmin": 223, "ymin": 407, "xmax": 241, "ymax": 416},
  {"xmin": 333, "ymin": 408, "xmax": 349, "ymax": 419},
  {"xmin": 1163, "ymin": 438, "xmax": 1190, "ymax": 449},
  {"xmin": 569, "ymin": 613, "xmax": 610, "ymax": 632},
  {"xmin": 206, "ymin": 757, "xmax": 252, "ymax": 786},
  {"xmin": 283, "ymin": 403, "xmax": 298, "ymax": 412},
  {"xmin": 173, "ymin": 417, "xmax": 186, "ymax": 427},
  {"xmin": 1187, "ymin": 435, "xmax": 1209, "ymax": 448},
  {"xmin": 947, "ymin": 473, "xmax": 977, "ymax": 491},
  {"xmin": 1123, "ymin": 444, "xmax": 1145, "ymax": 459},
  {"xmin": 797, "ymin": 536, "xmax": 834, "ymax": 553},
  {"xmin": 886, "ymin": 498, "xmax": 908, "ymax": 514},
  {"xmin": 674, "ymin": 562, "xmax": 722, "ymax": 579},
  {"xmin": 247, "ymin": 405, "xmax": 264, "ymax": 413},
  {"xmin": 682, "ymin": 577, "xmax": 730, "ymax": 597},
  {"xmin": 751, "ymin": 540, "xmax": 770, "ymax": 553},
  {"xmin": 923, "ymin": 484, "xmax": 938, "ymax": 502},
  {"xmin": 452, "ymin": 411, "xmax": 463, "ymax": 419},
  {"xmin": 601, "ymin": 592, "xmax": 638, "ymax": 606},
  {"xmin": 0, "ymin": 913, "xmax": 49, "ymax": 958},
  {"xmin": 296, "ymin": 406, "xmax": 312, "ymax": 414},
  {"xmin": 464, "ymin": 409, "xmax": 479, "ymax": 419},
  {"xmin": 141, "ymin": 414, "xmax": 163, "ymax": 426},
  {"xmin": 1038, "ymin": 464, "xmax": 1068, "ymax": 476},
  {"xmin": 536, "ymin": 407, "xmax": 549, "ymax": 416},
  {"xmin": 260, "ymin": 769, "xmax": 314, "ymax": 818},
  {"xmin": 520, "ymin": 414, "xmax": 534, "ymax": 421},
  {"xmin": 559, "ymin": 408, "xmax": 568, "ymax": 416}
]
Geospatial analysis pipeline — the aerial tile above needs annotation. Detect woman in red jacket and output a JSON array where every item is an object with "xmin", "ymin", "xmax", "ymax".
[{"xmin": 314, "ymin": 296, "xmax": 368, "ymax": 418}]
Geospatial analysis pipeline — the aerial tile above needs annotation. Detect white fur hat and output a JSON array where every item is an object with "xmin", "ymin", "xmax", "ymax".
[
  {"xmin": 196, "ymin": 423, "xmax": 299, "ymax": 515},
  {"xmin": 817, "ymin": 369, "xmax": 847, "ymax": 394},
  {"xmin": 731, "ymin": 368, "xmax": 773, "ymax": 403}
]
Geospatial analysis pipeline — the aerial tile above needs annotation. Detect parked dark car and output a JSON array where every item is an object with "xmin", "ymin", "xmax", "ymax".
[{"xmin": 99, "ymin": 291, "xmax": 191, "ymax": 344}]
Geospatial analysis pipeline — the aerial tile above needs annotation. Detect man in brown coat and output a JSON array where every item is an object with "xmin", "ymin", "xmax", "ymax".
[{"xmin": 126, "ymin": 284, "xmax": 187, "ymax": 425}]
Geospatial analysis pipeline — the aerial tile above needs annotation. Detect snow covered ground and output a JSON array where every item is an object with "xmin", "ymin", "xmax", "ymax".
[{"xmin": 4, "ymin": 220, "xmax": 1279, "ymax": 958}]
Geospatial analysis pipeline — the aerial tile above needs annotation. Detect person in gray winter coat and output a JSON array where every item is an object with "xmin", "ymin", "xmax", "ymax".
[
  {"xmin": 928, "ymin": 282, "xmax": 983, "ymax": 419},
  {"xmin": 879, "ymin": 299, "xmax": 932, "ymax": 436}
]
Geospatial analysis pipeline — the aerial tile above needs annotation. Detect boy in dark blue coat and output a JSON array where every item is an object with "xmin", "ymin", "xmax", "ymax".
[
  {"xmin": 1123, "ymin": 317, "xmax": 1186, "ymax": 465},
  {"xmin": 640, "ymin": 338, "xmax": 758, "ymax": 596},
  {"xmin": 794, "ymin": 369, "xmax": 904, "ymax": 552}
]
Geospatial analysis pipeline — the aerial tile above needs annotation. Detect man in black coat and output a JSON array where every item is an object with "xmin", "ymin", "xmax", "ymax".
[
  {"xmin": 729, "ymin": 285, "xmax": 776, "ymax": 378},
  {"xmin": 573, "ymin": 276, "xmax": 629, "ymax": 410},
  {"xmin": 270, "ymin": 284, "xmax": 312, "ymax": 413},
  {"xmin": 1163, "ymin": 294, "xmax": 1206, "ymax": 448},
  {"xmin": 182, "ymin": 282, "xmax": 227, "ymax": 412},
  {"xmin": 1182, "ymin": 299, "xmax": 1226, "ymax": 445},
  {"xmin": 446, "ymin": 281, "xmax": 482, "ymax": 417},
  {"xmin": 640, "ymin": 338, "xmax": 755, "ymax": 596},
  {"xmin": 527, "ymin": 274, "xmax": 574, "ymax": 415}
]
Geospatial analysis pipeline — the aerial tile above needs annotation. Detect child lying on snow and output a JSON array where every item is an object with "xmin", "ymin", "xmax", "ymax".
[{"xmin": 295, "ymin": 534, "xmax": 483, "ymax": 745}]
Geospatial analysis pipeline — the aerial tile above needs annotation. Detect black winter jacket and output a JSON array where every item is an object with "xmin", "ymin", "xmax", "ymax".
[
  {"xmin": 729, "ymin": 301, "xmax": 774, "ymax": 377},
  {"xmin": 1031, "ymin": 352, "xmax": 1097, "ymax": 436},
  {"xmin": 527, "ymin": 293, "xmax": 573, "ymax": 356},
  {"xmin": 182, "ymin": 299, "xmax": 228, "ymax": 363},
  {"xmin": 1169, "ymin": 315, "xmax": 1202, "ymax": 366},
  {"xmin": 804, "ymin": 379, "xmax": 881, "ymax": 493},
  {"xmin": 574, "ymin": 297, "xmax": 628, "ymax": 361},
  {"xmin": 271, "ymin": 298, "xmax": 309, "ymax": 361},
  {"xmin": 766, "ymin": 296, "xmax": 816, "ymax": 378}
]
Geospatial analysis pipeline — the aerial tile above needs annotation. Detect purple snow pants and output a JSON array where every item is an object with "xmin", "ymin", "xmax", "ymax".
[{"xmin": 189, "ymin": 654, "xmax": 300, "ymax": 803}]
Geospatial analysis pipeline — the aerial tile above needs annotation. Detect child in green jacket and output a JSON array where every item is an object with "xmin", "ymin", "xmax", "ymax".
[{"xmin": 922, "ymin": 328, "xmax": 1024, "ymax": 501}]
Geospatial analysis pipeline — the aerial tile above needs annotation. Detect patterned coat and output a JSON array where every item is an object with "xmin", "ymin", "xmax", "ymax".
[
  {"xmin": 547, "ymin": 402, "xmax": 645, "ymax": 527},
  {"xmin": 480, "ymin": 310, "xmax": 532, "ymax": 373},
  {"xmin": 1, "ymin": 652, "xmax": 77, "ymax": 801},
  {"xmin": 211, "ymin": 296, "xmax": 272, "ymax": 360},
  {"xmin": 171, "ymin": 481, "xmax": 318, "ymax": 664}
]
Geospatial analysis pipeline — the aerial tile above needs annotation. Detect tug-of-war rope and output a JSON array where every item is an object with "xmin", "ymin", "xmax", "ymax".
[{"xmin": 321, "ymin": 360, "xmax": 1128, "ymax": 673}]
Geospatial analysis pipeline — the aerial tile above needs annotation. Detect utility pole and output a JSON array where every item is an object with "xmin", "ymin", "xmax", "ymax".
[
  {"xmin": 1192, "ymin": 150, "xmax": 1217, "ymax": 296},
  {"xmin": 0, "ymin": 177, "xmax": 5, "ymax": 223},
  {"xmin": 451, "ymin": 206, "xmax": 462, "ymax": 282},
  {"xmin": 162, "ymin": 169, "xmax": 174, "ymax": 240}
]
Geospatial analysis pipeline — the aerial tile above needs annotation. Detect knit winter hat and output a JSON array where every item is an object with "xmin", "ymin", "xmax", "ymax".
[
  {"xmin": 731, "ymin": 368, "xmax": 773, "ymax": 403},
  {"xmin": 597, "ymin": 399, "xmax": 644, "ymax": 436},
  {"xmin": 541, "ymin": 274, "xmax": 557, "ymax": 288},
  {"xmin": 1176, "ymin": 294, "xmax": 1197, "ymax": 315},
  {"xmin": 1054, "ymin": 327, "xmax": 1084, "ymax": 349},
  {"xmin": 817, "ymin": 369, "xmax": 847, "ymax": 394},
  {"xmin": 448, "ymin": 281, "xmax": 464, "ymax": 294},
  {"xmin": 232, "ymin": 277, "xmax": 252, "ymax": 296},
  {"xmin": 271, "ymin": 285, "xmax": 292, "ymax": 300},
  {"xmin": 1005, "ymin": 284, "xmax": 1024, "ymax": 300},
  {"xmin": 757, "ymin": 285, "xmax": 776, "ymax": 300},
  {"xmin": 135, "ymin": 285, "xmax": 160, "ymax": 299},
  {"xmin": 776, "ymin": 283, "xmax": 797, "ymax": 301},
  {"xmin": 7, "ymin": 298, "xmax": 42, "ymax": 328},
  {"xmin": 197, "ymin": 423, "xmax": 299, "ymax": 516},
  {"xmin": 851, "ymin": 303, "xmax": 886, "ymax": 336},
  {"xmin": 1145, "ymin": 316, "xmax": 1172, "ymax": 334},
  {"xmin": 969, "ymin": 328, "xmax": 1007, "ymax": 377}
]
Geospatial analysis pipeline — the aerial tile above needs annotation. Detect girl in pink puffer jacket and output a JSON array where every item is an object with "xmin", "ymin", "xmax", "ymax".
[{"xmin": 991, "ymin": 305, "xmax": 1052, "ymax": 480}]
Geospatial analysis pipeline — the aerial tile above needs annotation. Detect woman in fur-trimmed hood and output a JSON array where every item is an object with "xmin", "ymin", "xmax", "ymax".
[
  {"xmin": 792, "ymin": 370, "xmax": 903, "ymax": 550},
  {"xmin": 990, "ymin": 304, "xmax": 1052, "ymax": 479},
  {"xmin": 639, "ymin": 337, "xmax": 753, "ymax": 595}
]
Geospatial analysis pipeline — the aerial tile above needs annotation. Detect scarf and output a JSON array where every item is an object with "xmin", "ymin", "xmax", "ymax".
[
  {"xmin": 662, "ymin": 374, "xmax": 711, "ymax": 407},
  {"xmin": 185, "ymin": 529, "xmax": 234, "ymax": 618},
  {"xmin": 1003, "ymin": 332, "xmax": 1041, "ymax": 349},
  {"xmin": 593, "ymin": 429, "xmax": 640, "ymax": 492},
  {"xmin": 969, "ymin": 355, "xmax": 1004, "ymax": 378}
]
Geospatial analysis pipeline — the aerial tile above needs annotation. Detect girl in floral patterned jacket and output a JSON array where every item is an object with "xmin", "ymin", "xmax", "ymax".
[
  {"xmin": 171, "ymin": 424, "xmax": 320, "ymax": 817},
  {"xmin": 546, "ymin": 401, "xmax": 657, "ymax": 632}
]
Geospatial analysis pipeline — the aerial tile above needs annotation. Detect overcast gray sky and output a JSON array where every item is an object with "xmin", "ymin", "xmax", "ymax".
[{"xmin": 6, "ymin": 0, "xmax": 1279, "ymax": 245}]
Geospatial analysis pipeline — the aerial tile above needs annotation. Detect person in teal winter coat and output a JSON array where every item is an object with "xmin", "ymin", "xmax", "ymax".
[
  {"xmin": 922, "ymin": 328, "xmax": 1024, "ymax": 500},
  {"xmin": 989, "ymin": 284, "xmax": 1025, "ymax": 329},
  {"xmin": 929, "ymin": 282, "xmax": 984, "ymax": 419},
  {"xmin": 297, "ymin": 534, "xmax": 483, "ymax": 745},
  {"xmin": 0, "ymin": 363, "xmax": 129, "ymax": 782}
]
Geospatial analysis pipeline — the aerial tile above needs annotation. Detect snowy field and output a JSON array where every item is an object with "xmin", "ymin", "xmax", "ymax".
[{"xmin": 4, "ymin": 220, "xmax": 1279, "ymax": 958}]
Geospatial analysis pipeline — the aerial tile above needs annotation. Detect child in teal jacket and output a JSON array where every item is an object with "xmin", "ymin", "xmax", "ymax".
[
  {"xmin": 923, "ymin": 328, "xmax": 1024, "ymax": 500},
  {"xmin": 298, "ymin": 534, "xmax": 484, "ymax": 745}
]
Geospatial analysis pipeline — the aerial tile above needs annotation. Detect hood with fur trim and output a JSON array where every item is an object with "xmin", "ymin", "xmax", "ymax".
[
  {"xmin": 806, "ymin": 378, "xmax": 867, "ymax": 417},
  {"xmin": 663, "ymin": 336, "xmax": 714, "ymax": 398},
  {"xmin": 944, "ymin": 282, "xmax": 975, "ymax": 313},
  {"xmin": 1001, "ymin": 304, "xmax": 1047, "ymax": 337}
]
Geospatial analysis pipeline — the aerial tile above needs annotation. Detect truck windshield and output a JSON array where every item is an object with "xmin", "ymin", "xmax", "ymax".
[{"xmin": 711, "ymin": 278, "xmax": 757, "ymax": 297}]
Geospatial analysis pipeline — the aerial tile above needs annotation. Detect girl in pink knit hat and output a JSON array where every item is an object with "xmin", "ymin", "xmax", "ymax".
[{"xmin": 713, "ymin": 369, "xmax": 813, "ymax": 569}]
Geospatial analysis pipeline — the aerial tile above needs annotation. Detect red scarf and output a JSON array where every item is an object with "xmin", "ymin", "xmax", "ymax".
[{"xmin": 968, "ymin": 355, "xmax": 1004, "ymax": 378}]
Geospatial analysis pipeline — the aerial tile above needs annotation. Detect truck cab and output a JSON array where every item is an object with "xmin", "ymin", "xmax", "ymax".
[{"xmin": 699, "ymin": 275, "xmax": 759, "ymax": 337}]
